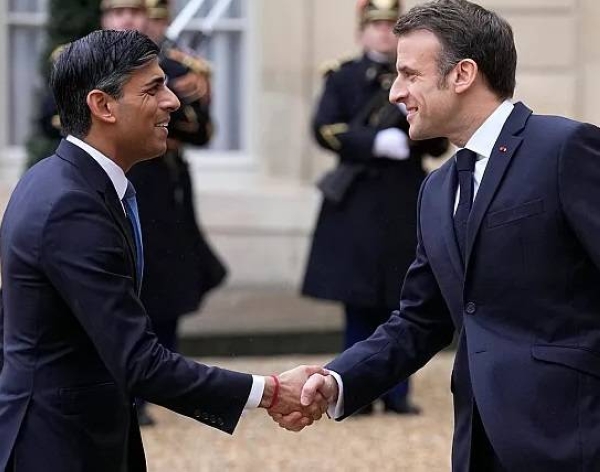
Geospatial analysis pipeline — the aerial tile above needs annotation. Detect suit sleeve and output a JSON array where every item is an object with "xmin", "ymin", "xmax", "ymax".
[
  {"xmin": 326, "ymin": 173, "xmax": 455, "ymax": 418},
  {"xmin": 559, "ymin": 122, "xmax": 600, "ymax": 269},
  {"xmin": 0, "ymin": 289, "xmax": 3, "ymax": 373},
  {"xmin": 40, "ymin": 190, "xmax": 251, "ymax": 434},
  {"xmin": 312, "ymin": 71, "xmax": 379, "ymax": 161}
]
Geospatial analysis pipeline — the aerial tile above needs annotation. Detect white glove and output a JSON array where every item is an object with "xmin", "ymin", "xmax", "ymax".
[{"xmin": 373, "ymin": 128, "xmax": 410, "ymax": 160}]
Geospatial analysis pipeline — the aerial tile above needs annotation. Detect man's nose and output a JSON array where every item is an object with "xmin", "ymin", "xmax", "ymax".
[
  {"xmin": 389, "ymin": 77, "xmax": 407, "ymax": 104},
  {"xmin": 162, "ymin": 87, "xmax": 180, "ymax": 113}
]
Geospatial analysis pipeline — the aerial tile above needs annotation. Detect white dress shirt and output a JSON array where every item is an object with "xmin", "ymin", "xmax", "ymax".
[
  {"xmin": 453, "ymin": 100, "xmax": 514, "ymax": 211},
  {"xmin": 328, "ymin": 100, "xmax": 515, "ymax": 419},
  {"xmin": 66, "ymin": 135, "xmax": 264, "ymax": 409},
  {"xmin": 66, "ymin": 135, "xmax": 128, "ymax": 201}
]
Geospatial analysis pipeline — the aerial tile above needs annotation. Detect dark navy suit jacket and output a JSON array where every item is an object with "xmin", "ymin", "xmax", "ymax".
[
  {"xmin": 327, "ymin": 102, "xmax": 600, "ymax": 471},
  {"xmin": 0, "ymin": 140, "xmax": 252, "ymax": 471}
]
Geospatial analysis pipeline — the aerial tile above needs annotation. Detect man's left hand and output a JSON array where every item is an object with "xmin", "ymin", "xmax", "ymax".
[{"xmin": 261, "ymin": 365, "xmax": 329, "ymax": 432}]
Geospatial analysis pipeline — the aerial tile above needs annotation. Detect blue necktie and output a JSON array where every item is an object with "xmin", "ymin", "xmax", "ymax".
[
  {"xmin": 122, "ymin": 180, "xmax": 144, "ymax": 291},
  {"xmin": 453, "ymin": 149, "xmax": 477, "ymax": 265}
]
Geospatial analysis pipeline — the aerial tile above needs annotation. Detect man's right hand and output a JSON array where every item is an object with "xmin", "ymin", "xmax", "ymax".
[
  {"xmin": 269, "ymin": 371, "xmax": 339, "ymax": 432},
  {"xmin": 301, "ymin": 372, "xmax": 338, "ymax": 407}
]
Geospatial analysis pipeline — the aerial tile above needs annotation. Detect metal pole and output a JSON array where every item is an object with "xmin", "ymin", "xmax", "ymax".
[
  {"xmin": 201, "ymin": 0, "xmax": 233, "ymax": 35},
  {"xmin": 165, "ymin": 0, "xmax": 207, "ymax": 42}
]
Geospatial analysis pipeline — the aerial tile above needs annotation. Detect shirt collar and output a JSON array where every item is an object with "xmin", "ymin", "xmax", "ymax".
[
  {"xmin": 66, "ymin": 135, "xmax": 128, "ymax": 200},
  {"xmin": 464, "ymin": 100, "xmax": 514, "ymax": 159}
]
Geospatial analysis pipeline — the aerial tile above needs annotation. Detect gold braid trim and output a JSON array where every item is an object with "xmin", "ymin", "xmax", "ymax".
[
  {"xmin": 166, "ymin": 48, "xmax": 212, "ymax": 77},
  {"xmin": 319, "ymin": 123, "xmax": 349, "ymax": 150}
]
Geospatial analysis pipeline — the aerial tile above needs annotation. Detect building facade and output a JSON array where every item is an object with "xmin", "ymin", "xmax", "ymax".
[{"xmin": 0, "ymin": 0, "xmax": 599, "ymax": 287}]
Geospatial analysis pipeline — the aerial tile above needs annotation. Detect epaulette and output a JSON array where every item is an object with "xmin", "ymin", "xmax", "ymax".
[
  {"xmin": 318, "ymin": 54, "xmax": 357, "ymax": 76},
  {"xmin": 166, "ymin": 47, "xmax": 212, "ymax": 77},
  {"xmin": 50, "ymin": 44, "xmax": 68, "ymax": 63}
]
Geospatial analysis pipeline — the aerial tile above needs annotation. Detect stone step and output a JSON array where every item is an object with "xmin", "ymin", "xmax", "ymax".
[{"xmin": 178, "ymin": 286, "xmax": 344, "ymax": 356}]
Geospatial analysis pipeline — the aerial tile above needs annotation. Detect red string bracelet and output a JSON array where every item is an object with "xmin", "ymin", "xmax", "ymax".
[{"xmin": 267, "ymin": 375, "xmax": 280, "ymax": 409}]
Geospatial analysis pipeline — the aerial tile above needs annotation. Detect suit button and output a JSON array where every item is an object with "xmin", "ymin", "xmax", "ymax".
[
  {"xmin": 209, "ymin": 415, "xmax": 217, "ymax": 424},
  {"xmin": 193, "ymin": 409, "xmax": 202, "ymax": 419},
  {"xmin": 465, "ymin": 302, "xmax": 477, "ymax": 315},
  {"xmin": 217, "ymin": 418, "xmax": 224, "ymax": 427},
  {"xmin": 201, "ymin": 412, "xmax": 209, "ymax": 421}
]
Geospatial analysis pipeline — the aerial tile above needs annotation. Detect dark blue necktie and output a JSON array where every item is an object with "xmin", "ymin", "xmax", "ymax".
[
  {"xmin": 122, "ymin": 180, "xmax": 144, "ymax": 291},
  {"xmin": 453, "ymin": 149, "xmax": 477, "ymax": 264}
]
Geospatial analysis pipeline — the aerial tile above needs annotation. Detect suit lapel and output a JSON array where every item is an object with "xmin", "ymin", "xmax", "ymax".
[
  {"xmin": 105, "ymin": 194, "xmax": 139, "ymax": 287},
  {"xmin": 464, "ymin": 103, "xmax": 531, "ymax": 268},
  {"xmin": 55, "ymin": 140, "xmax": 139, "ymax": 288}
]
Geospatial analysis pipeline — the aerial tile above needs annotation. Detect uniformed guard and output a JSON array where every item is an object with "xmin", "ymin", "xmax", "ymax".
[
  {"xmin": 302, "ymin": 0, "xmax": 449, "ymax": 415},
  {"xmin": 126, "ymin": 0, "xmax": 227, "ymax": 426}
]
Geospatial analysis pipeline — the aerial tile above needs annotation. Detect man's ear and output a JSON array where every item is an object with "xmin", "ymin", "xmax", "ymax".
[
  {"xmin": 451, "ymin": 59, "xmax": 478, "ymax": 95},
  {"xmin": 86, "ymin": 89, "xmax": 117, "ymax": 124}
]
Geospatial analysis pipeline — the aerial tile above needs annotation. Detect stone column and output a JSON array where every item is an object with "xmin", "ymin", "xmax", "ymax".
[
  {"xmin": 579, "ymin": 0, "xmax": 600, "ymax": 125},
  {"xmin": 255, "ymin": 0, "xmax": 314, "ymax": 180},
  {"xmin": 0, "ymin": 0, "xmax": 8, "ymax": 149}
]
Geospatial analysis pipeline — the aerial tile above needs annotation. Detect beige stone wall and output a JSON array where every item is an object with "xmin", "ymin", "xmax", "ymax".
[
  {"xmin": 0, "ymin": 10, "xmax": 7, "ymax": 150},
  {"xmin": 258, "ymin": 0, "xmax": 600, "ymax": 186},
  {"xmin": 196, "ymin": 0, "xmax": 600, "ymax": 287},
  {"xmin": 2, "ymin": 0, "xmax": 598, "ymax": 287},
  {"xmin": 580, "ymin": 0, "xmax": 600, "ymax": 125}
]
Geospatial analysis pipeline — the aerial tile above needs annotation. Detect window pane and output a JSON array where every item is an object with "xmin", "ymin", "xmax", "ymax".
[
  {"xmin": 179, "ymin": 29, "xmax": 243, "ymax": 151},
  {"xmin": 172, "ymin": 0, "xmax": 242, "ymax": 19},
  {"xmin": 9, "ymin": 26, "xmax": 46, "ymax": 145},
  {"xmin": 9, "ymin": 0, "xmax": 38, "ymax": 13}
]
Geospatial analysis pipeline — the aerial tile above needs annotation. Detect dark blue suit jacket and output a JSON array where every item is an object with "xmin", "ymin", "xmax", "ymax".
[
  {"xmin": 0, "ymin": 140, "xmax": 252, "ymax": 471},
  {"xmin": 328, "ymin": 102, "xmax": 600, "ymax": 471}
]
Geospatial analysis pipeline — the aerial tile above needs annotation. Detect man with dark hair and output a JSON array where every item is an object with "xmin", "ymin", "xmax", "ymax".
[
  {"xmin": 32, "ymin": 0, "xmax": 226, "ymax": 429},
  {"xmin": 302, "ymin": 0, "xmax": 448, "ymax": 416},
  {"xmin": 0, "ymin": 30, "xmax": 326, "ymax": 471},
  {"xmin": 275, "ymin": 1, "xmax": 600, "ymax": 470}
]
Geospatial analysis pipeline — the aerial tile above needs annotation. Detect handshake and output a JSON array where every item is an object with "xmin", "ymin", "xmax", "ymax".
[{"xmin": 260, "ymin": 365, "xmax": 339, "ymax": 432}]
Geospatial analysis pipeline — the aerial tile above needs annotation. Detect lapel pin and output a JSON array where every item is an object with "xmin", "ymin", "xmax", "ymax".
[{"xmin": 499, "ymin": 146, "xmax": 508, "ymax": 153}]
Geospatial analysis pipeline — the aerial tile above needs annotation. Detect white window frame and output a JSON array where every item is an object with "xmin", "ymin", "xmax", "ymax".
[{"xmin": 182, "ymin": 0, "xmax": 258, "ymax": 172}]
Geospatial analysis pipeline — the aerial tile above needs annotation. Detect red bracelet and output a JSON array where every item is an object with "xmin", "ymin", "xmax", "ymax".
[{"xmin": 267, "ymin": 375, "xmax": 280, "ymax": 409}]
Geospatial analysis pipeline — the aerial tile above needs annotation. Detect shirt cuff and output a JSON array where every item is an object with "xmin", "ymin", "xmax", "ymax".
[
  {"xmin": 326, "ymin": 370, "xmax": 345, "ymax": 419},
  {"xmin": 244, "ymin": 375, "xmax": 265, "ymax": 409}
]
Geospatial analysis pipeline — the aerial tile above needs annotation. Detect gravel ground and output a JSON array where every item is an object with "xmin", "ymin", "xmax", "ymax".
[{"xmin": 141, "ymin": 352, "xmax": 454, "ymax": 472}]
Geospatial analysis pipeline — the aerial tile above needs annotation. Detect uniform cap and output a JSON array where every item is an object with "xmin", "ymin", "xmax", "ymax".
[
  {"xmin": 357, "ymin": 0, "xmax": 401, "ymax": 27},
  {"xmin": 100, "ymin": 0, "xmax": 146, "ymax": 12},
  {"xmin": 146, "ymin": 0, "xmax": 169, "ymax": 20}
]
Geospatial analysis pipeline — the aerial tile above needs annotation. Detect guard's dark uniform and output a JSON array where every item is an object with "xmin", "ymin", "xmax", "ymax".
[
  {"xmin": 127, "ymin": 43, "xmax": 226, "ymax": 350},
  {"xmin": 302, "ymin": 53, "xmax": 448, "ymax": 411}
]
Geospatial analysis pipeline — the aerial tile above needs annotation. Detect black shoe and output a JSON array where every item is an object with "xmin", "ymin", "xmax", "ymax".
[
  {"xmin": 384, "ymin": 400, "xmax": 421, "ymax": 415},
  {"xmin": 351, "ymin": 403, "xmax": 374, "ymax": 417},
  {"xmin": 137, "ymin": 408, "xmax": 156, "ymax": 427}
]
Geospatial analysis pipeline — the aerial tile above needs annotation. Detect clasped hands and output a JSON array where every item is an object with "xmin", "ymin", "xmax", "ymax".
[{"xmin": 261, "ymin": 365, "xmax": 339, "ymax": 432}]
